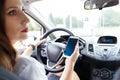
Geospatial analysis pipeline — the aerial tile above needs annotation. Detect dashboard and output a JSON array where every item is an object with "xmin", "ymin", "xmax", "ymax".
[
  {"xmin": 54, "ymin": 35, "xmax": 120, "ymax": 80},
  {"xmin": 74, "ymin": 35, "xmax": 120, "ymax": 80},
  {"xmin": 81, "ymin": 35, "xmax": 120, "ymax": 61}
]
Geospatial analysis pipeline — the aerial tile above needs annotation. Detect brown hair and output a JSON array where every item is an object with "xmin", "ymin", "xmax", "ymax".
[{"xmin": 0, "ymin": 0, "xmax": 17, "ymax": 72}]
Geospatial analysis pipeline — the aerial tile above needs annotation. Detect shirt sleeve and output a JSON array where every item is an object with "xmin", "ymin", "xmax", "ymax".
[{"xmin": 13, "ymin": 55, "xmax": 48, "ymax": 80}]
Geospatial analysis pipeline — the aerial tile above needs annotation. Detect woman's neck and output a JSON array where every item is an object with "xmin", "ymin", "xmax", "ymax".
[{"xmin": 11, "ymin": 40, "xmax": 17, "ymax": 46}]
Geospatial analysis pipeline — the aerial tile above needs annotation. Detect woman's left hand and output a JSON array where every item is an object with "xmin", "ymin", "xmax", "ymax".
[
  {"xmin": 33, "ymin": 38, "xmax": 46, "ymax": 47},
  {"xmin": 22, "ymin": 38, "xmax": 46, "ymax": 56}
]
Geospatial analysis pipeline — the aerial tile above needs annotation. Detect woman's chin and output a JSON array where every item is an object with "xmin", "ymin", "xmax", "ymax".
[{"xmin": 20, "ymin": 35, "xmax": 28, "ymax": 40}]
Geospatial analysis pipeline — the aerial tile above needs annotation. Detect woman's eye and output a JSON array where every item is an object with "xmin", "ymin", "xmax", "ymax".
[{"xmin": 8, "ymin": 10, "xmax": 17, "ymax": 16}]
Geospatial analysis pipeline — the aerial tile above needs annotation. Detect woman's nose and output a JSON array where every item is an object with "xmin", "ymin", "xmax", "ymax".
[{"xmin": 21, "ymin": 12, "xmax": 30, "ymax": 25}]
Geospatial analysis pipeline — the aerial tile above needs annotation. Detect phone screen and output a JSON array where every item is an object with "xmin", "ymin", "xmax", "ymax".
[{"xmin": 64, "ymin": 37, "xmax": 78, "ymax": 57}]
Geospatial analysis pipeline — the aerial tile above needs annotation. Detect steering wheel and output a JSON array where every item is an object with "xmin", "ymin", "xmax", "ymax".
[{"xmin": 37, "ymin": 28, "xmax": 86, "ymax": 73}]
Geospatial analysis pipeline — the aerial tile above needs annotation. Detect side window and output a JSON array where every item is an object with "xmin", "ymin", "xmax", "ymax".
[{"xmin": 27, "ymin": 17, "xmax": 43, "ymax": 40}]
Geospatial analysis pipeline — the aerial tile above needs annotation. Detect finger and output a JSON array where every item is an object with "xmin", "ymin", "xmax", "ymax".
[
  {"xmin": 38, "ymin": 38, "xmax": 46, "ymax": 44},
  {"xmin": 34, "ymin": 38, "xmax": 46, "ymax": 46}
]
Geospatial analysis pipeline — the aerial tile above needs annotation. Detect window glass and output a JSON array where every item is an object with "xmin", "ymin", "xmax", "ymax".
[{"xmin": 31, "ymin": 0, "xmax": 120, "ymax": 37}]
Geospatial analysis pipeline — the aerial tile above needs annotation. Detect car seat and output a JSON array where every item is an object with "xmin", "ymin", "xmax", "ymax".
[{"xmin": 0, "ymin": 66, "xmax": 21, "ymax": 80}]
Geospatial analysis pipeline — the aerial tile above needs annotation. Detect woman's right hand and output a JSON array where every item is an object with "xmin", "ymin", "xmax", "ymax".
[
  {"xmin": 65, "ymin": 44, "xmax": 79, "ymax": 66},
  {"xmin": 60, "ymin": 44, "xmax": 80, "ymax": 80}
]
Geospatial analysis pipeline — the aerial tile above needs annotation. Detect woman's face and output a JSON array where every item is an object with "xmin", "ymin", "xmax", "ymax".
[{"xmin": 5, "ymin": 0, "xmax": 29, "ymax": 44}]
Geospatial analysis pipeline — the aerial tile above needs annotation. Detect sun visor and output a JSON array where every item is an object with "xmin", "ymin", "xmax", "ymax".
[{"xmin": 21, "ymin": 0, "xmax": 41, "ymax": 6}]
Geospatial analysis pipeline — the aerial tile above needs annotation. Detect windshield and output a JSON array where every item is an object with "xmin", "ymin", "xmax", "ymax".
[{"xmin": 31, "ymin": 0, "xmax": 120, "ymax": 37}]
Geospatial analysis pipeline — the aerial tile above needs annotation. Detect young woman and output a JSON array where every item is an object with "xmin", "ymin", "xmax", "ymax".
[{"xmin": 0, "ymin": 0, "xmax": 80, "ymax": 80}]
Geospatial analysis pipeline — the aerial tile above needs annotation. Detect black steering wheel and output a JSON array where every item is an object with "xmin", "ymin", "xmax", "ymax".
[{"xmin": 37, "ymin": 28, "xmax": 85, "ymax": 73}]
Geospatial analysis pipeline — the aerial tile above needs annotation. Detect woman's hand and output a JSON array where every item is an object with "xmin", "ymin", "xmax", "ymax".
[
  {"xmin": 32, "ymin": 38, "xmax": 46, "ymax": 47},
  {"xmin": 65, "ymin": 44, "xmax": 79, "ymax": 66},
  {"xmin": 22, "ymin": 38, "xmax": 46, "ymax": 56},
  {"xmin": 60, "ymin": 44, "xmax": 80, "ymax": 80}
]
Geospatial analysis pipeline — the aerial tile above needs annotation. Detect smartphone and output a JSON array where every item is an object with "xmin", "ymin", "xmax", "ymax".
[{"xmin": 63, "ymin": 36, "xmax": 79, "ymax": 57}]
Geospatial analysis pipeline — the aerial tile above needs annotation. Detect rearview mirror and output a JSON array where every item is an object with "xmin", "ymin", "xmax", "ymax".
[{"xmin": 84, "ymin": 0, "xmax": 119, "ymax": 10}]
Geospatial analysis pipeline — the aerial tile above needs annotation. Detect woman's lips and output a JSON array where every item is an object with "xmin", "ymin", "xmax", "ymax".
[{"xmin": 21, "ymin": 27, "xmax": 28, "ymax": 32}]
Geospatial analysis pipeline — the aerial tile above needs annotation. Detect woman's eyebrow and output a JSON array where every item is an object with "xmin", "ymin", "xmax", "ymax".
[
  {"xmin": 6, "ymin": 6, "xmax": 18, "ymax": 11},
  {"xmin": 6, "ymin": 4, "xmax": 22, "ymax": 10}
]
